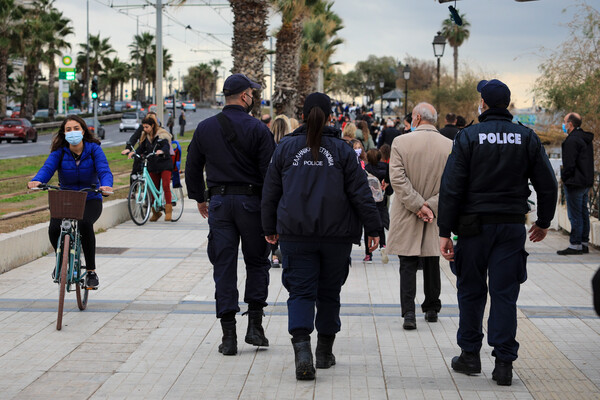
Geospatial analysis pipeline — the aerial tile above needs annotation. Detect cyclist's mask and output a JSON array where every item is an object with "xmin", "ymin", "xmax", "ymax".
[{"xmin": 65, "ymin": 131, "xmax": 83, "ymax": 145}]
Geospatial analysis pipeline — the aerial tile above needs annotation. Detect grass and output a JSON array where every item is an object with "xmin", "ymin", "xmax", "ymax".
[{"xmin": 0, "ymin": 193, "xmax": 43, "ymax": 203}]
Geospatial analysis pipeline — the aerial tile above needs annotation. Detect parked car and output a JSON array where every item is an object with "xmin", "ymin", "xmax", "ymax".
[
  {"xmin": 119, "ymin": 111, "xmax": 143, "ymax": 132},
  {"xmin": 5, "ymin": 106, "xmax": 13, "ymax": 117},
  {"xmin": 67, "ymin": 109, "xmax": 82, "ymax": 115},
  {"xmin": 0, "ymin": 118, "xmax": 38, "ymax": 143},
  {"xmin": 11, "ymin": 105, "xmax": 21, "ymax": 118},
  {"xmin": 84, "ymin": 117, "xmax": 105, "ymax": 140},
  {"xmin": 182, "ymin": 101, "xmax": 196, "ymax": 112},
  {"xmin": 175, "ymin": 100, "xmax": 182, "ymax": 109},
  {"xmin": 33, "ymin": 109, "xmax": 49, "ymax": 120},
  {"xmin": 164, "ymin": 99, "xmax": 173, "ymax": 108}
]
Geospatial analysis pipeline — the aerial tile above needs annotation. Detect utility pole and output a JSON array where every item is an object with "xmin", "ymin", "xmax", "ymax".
[
  {"xmin": 156, "ymin": 0, "xmax": 164, "ymax": 125},
  {"xmin": 269, "ymin": 36, "xmax": 273, "ymax": 118},
  {"xmin": 85, "ymin": 0, "xmax": 89, "ymax": 112}
]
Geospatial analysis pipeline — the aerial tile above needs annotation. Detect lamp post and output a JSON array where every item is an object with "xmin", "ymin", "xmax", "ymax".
[
  {"xmin": 379, "ymin": 78, "xmax": 385, "ymax": 120},
  {"xmin": 403, "ymin": 64, "xmax": 411, "ymax": 116},
  {"xmin": 366, "ymin": 82, "xmax": 375, "ymax": 107},
  {"xmin": 432, "ymin": 31, "xmax": 446, "ymax": 114}
]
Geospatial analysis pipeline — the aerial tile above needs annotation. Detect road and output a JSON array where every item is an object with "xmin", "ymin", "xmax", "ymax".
[{"xmin": 0, "ymin": 108, "xmax": 219, "ymax": 160}]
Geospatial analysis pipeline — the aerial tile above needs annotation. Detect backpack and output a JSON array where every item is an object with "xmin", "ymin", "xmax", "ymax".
[
  {"xmin": 171, "ymin": 140, "xmax": 182, "ymax": 188},
  {"xmin": 366, "ymin": 171, "xmax": 384, "ymax": 202}
]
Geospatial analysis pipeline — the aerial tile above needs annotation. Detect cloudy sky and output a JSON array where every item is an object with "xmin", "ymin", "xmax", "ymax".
[{"xmin": 52, "ymin": 0, "xmax": 587, "ymax": 107}]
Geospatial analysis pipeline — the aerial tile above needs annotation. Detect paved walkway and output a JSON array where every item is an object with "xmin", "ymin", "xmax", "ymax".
[{"xmin": 0, "ymin": 200, "xmax": 599, "ymax": 399}]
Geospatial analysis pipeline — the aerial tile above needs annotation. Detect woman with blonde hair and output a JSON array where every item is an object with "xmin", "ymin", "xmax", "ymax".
[
  {"xmin": 271, "ymin": 115, "xmax": 292, "ymax": 144},
  {"xmin": 289, "ymin": 117, "xmax": 300, "ymax": 131},
  {"xmin": 342, "ymin": 122, "xmax": 357, "ymax": 142}
]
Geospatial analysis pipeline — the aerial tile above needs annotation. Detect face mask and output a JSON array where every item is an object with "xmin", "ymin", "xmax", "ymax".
[
  {"xmin": 65, "ymin": 131, "xmax": 83, "ymax": 145},
  {"xmin": 354, "ymin": 148, "xmax": 362, "ymax": 157},
  {"xmin": 243, "ymin": 93, "xmax": 254, "ymax": 113},
  {"xmin": 562, "ymin": 123, "xmax": 568, "ymax": 133}
]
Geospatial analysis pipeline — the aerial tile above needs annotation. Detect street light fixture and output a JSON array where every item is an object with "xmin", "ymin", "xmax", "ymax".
[
  {"xmin": 403, "ymin": 64, "xmax": 411, "ymax": 116},
  {"xmin": 432, "ymin": 31, "xmax": 446, "ymax": 114},
  {"xmin": 379, "ymin": 78, "xmax": 385, "ymax": 120}
]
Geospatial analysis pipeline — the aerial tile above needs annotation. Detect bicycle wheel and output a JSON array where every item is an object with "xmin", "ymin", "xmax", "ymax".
[
  {"xmin": 128, "ymin": 180, "xmax": 151, "ymax": 225},
  {"xmin": 170, "ymin": 184, "xmax": 184, "ymax": 222},
  {"xmin": 75, "ymin": 270, "xmax": 88, "ymax": 311},
  {"xmin": 56, "ymin": 235, "xmax": 69, "ymax": 330}
]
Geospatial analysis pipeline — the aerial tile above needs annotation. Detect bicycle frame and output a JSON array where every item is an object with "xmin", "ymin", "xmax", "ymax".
[
  {"xmin": 132, "ymin": 156, "xmax": 179, "ymax": 211},
  {"xmin": 54, "ymin": 219, "xmax": 86, "ymax": 292}
]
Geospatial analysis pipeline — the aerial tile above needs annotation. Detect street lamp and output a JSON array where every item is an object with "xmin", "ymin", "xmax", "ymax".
[
  {"xmin": 379, "ymin": 78, "xmax": 385, "ymax": 120},
  {"xmin": 366, "ymin": 82, "xmax": 375, "ymax": 105},
  {"xmin": 403, "ymin": 64, "xmax": 411, "ymax": 116},
  {"xmin": 432, "ymin": 31, "xmax": 446, "ymax": 114}
]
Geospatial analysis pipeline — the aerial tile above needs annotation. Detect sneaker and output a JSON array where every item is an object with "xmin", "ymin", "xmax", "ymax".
[
  {"xmin": 363, "ymin": 254, "xmax": 372, "ymax": 263},
  {"xmin": 380, "ymin": 246, "xmax": 389, "ymax": 264},
  {"xmin": 557, "ymin": 247, "xmax": 583, "ymax": 255},
  {"xmin": 86, "ymin": 271, "xmax": 99, "ymax": 288}
]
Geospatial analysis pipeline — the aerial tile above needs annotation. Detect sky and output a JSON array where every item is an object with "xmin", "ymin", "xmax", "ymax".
[{"xmin": 51, "ymin": 0, "xmax": 588, "ymax": 108}]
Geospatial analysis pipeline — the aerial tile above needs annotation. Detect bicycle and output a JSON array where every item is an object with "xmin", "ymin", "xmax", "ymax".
[
  {"xmin": 33, "ymin": 184, "xmax": 110, "ymax": 330},
  {"xmin": 127, "ymin": 150, "xmax": 184, "ymax": 225}
]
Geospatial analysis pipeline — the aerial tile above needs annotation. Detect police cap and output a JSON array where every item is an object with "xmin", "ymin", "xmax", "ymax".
[
  {"xmin": 477, "ymin": 79, "xmax": 511, "ymax": 109},
  {"xmin": 303, "ymin": 92, "xmax": 332, "ymax": 117},
  {"xmin": 223, "ymin": 73, "xmax": 261, "ymax": 96}
]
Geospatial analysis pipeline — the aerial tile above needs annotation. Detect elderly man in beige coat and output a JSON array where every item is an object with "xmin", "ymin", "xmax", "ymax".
[{"xmin": 388, "ymin": 102, "xmax": 452, "ymax": 330}]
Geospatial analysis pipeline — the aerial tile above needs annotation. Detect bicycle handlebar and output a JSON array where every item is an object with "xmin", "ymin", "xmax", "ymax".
[{"xmin": 32, "ymin": 184, "xmax": 113, "ymax": 196}]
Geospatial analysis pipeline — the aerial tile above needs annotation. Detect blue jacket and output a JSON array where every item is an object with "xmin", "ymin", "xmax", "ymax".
[
  {"xmin": 32, "ymin": 142, "xmax": 113, "ymax": 201},
  {"xmin": 185, "ymin": 105, "xmax": 275, "ymax": 203},
  {"xmin": 261, "ymin": 125, "xmax": 382, "ymax": 243},
  {"xmin": 438, "ymin": 108, "xmax": 557, "ymax": 237}
]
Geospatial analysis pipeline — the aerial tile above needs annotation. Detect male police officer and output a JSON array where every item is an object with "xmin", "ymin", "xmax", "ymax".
[
  {"xmin": 438, "ymin": 79, "xmax": 557, "ymax": 386},
  {"xmin": 185, "ymin": 73, "xmax": 276, "ymax": 355}
]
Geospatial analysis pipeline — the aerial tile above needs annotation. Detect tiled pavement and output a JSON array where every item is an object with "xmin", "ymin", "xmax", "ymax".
[{"xmin": 0, "ymin": 200, "xmax": 599, "ymax": 399}]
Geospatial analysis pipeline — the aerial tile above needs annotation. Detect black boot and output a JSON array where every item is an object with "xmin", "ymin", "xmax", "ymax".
[
  {"xmin": 492, "ymin": 359, "xmax": 513, "ymax": 386},
  {"xmin": 244, "ymin": 310, "xmax": 269, "ymax": 347},
  {"xmin": 292, "ymin": 338, "xmax": 315, "ymax": 380},
  {"xmin": 218, "ymin": 319, "xmax": 237, "ymax": 356},
  {"xmin": 315, "ymin": 334, "xmax": 336, "ymax": 369},
  {"xmin": 451, "ymin": 350, "xmax": 481, "ymax": 375}
]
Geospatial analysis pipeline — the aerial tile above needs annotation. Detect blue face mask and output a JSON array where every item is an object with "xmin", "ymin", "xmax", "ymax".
[
  {"xmin": 410, "ymin": 123, "xmax": 416, "ymax": 132},
  {"xmin": 65, "ymin": 130, "xmax": 83, "ymax": 145},
  {"xmin": 562, "ymin": 123, "xmax": 568, "ymax": 134}
]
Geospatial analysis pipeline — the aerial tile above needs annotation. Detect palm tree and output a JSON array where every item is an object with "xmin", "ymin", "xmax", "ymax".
[
  {"xmin": 209, "ymin": 58, "xmax": 223, "ymax": 103},
  {"xmin": 230, "ymin": 0, "xmax": 269, "ymax": 116},
  {"xmin": 147, "ymin": 46, "xmax": 173, "ymax": 102},
  {"xmin": 184, "ymin": 63, "xmax": 215, "ymax": 103},
  {"xmin": 43, "ymin": 7, "xmax": 73, "ymax": 119},
  {"xmin": 103, "ymin": 57, "xmax": 129, "ymax": 111},
  {"xmin": 0, "ymin": 0, "xmax": 25, "ymax": 118},
  {"xmin": 77, "ymin": 33, "xmax": 114, "ymax": 108},
  {"xmin": 441, "ymin": 10, "xmax": 470, "ymax": 86},
  {"xmin": 270, "ymin": 0, "xmax": 314, "ymax": 117},
  {"xmin": 129, "ymin": 32, "xmax": 154, "ymax": 104}
]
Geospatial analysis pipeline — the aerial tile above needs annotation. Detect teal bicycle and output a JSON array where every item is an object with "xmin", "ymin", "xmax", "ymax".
[
  {"xmin": 127, "ymin": 150, "xmax": 184, "ymax": 225},
  {"xmin": 35, "ymin": 184, "xmax": 109, "ymax": 330}
]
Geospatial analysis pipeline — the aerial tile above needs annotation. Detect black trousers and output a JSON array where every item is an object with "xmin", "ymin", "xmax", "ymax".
[
  {"xmin": 398, "ymin": 256, "xmax": 441, "ymax": 316},
  {"xmin": 49, "ymin": 199, "xmax": 103, "ymax": 270}
]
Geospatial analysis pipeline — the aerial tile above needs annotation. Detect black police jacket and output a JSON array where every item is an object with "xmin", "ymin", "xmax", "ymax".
[
  {"xmin": 262, "ymin": 125, "xmax": 382, "ymax": 243},
  {"xmin": 185, "ymin": 105, "xmax": 275, "ymax": 203},
  {"xmin": 438, "ymin": 108, "xmax": 558, "ymax": 237},
  {"xmin": 561, "ymin": 127, "xmax": 594, "ymax": 188}
]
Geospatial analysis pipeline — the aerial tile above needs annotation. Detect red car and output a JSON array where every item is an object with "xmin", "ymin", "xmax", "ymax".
[{"xmin": 0, "ymin": 118, "xmax": 38, "ymax": 143}]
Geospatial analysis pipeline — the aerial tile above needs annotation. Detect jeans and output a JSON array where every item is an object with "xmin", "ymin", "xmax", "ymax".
[{"xmin": 565, "ymin": 186, "xmax": 590, "ymax": 247}]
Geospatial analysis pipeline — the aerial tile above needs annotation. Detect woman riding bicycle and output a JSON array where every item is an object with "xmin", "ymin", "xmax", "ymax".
[
  {"xmin": 126, "ymin": 116, "xmax": 173, "ymax": 221},
  {"xmin": 28, "ymin": 115, "xmax": 113, "ymax": 288}
]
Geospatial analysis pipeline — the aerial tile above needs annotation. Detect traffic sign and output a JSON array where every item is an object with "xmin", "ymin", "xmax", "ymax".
[{"xmin": 58, "ymin": 67, "xmax": 76, "ymax": 81}]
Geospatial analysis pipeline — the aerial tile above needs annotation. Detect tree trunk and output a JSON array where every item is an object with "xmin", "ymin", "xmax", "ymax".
[
  {"xmin": 0, "ymin": 49, "xmax": 8, "ymax": 118},
  {"xmin": 273, "ymin": 16, "xmax": 303, "ymax": 117},
  {"xmin": 295, "ymin": 64, "xmax": 312, "ymax": 119},
  {"xmin": 453, "ymin": 45, "xmax": 458, "ymax": 87},
  {"xmin": 230, "ymin": 0, "xmax": 268, "ymax": 116},
  {"xmin": 110, "ymin": 82, "xmax": 116, "ymax": 111},
  {"xmin": 22, "ymin": 64, "xmax": 38, "ymax": 120},
  {"xmin": 48, "ymin": 61, "xmax": 56, "ymax": 120}
]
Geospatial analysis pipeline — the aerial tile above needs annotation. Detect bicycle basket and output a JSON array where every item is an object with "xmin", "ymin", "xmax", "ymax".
[{"xmin": 48, "ymin": 190, "xmax": 88, "ymax": 220}]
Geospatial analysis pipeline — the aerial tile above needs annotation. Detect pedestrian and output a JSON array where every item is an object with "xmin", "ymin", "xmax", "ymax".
[
  {"xmin": 439, "ymin": 112, "xmax": 460, "ymax": 140},
  {"xmin": 185, "ymin": 73, "xmax": 275, "ymax": 356},
  {"xmin": 557, "ymin": 112, "xmax": 594, "ymax": 255},
  {"xmin": 121, "ymin": 111, "xmax": 159, "ymax": 184},
  {"xmin": 356, "ymin": 120, "xmax": 376, "ymax": 151},
  {"xmin": 342, "ymin": 122, "xmax": 357, "ymax": 142},
  {"xmin": 456, "ymin": 115, "xmax": 466, "ymax": 129},
  {"xmin": 178, "ymin": 110, "xmax": 186, "ymax": 137},
  {"xmin": 28, "ymin": 115, "xmax": 113, "ymax": 289},
  {"xmin": 262, "ymin": 92, "xmax": 381, "ymax": 381},
  {"xmin": 261, "ymin": 114, "xmax": 272, "ymax": 128},
  {"xmin": 387, "ymin": 102, "xmax": 451, "ymax": 330},
  {"xmin": 365, "ymin": 148, "xmax": 392, "ymax": 264},
  {"xmin": 438, "ymin": 79, "xmax": 557, "ymax": 386},
  {"xmin": 129, "ymin": 117, "xmax": 173, "ymax": 221},
  {"xmin": 377, "ymin": 118, "xmax": 402, "ymax": 148},
  {"xmin": 271, "ymin": 114, "xmax": 292, "ymax": 145},
  {"xmin": 166, "ymin": 112, "xmax": 174, "ymax": 136}
]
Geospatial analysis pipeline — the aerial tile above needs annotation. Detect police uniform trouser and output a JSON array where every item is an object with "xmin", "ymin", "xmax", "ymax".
[
  {"xmin": 207, "ymin": 194, "xmax": 270, "ymax": 318},
  {"xmin": 455, "ymin": 223, "xmax": 527, "ymax": 362},
  {"xmin": 280, "ymin": 241, "xmax": 352, "ymax": 336}
]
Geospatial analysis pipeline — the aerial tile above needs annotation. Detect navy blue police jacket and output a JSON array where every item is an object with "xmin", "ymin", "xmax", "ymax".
[
  {"xmin": 185, "ymin": 105, "xmax": 275, "ymax": 203},
  {"xmin": 32, "ymin": 142, "xmax": 113, "ymax": 202},
  {"xmin": 438, "ymin": 108, "xmax": 558, "ymax": 238},
  {"xmin": 261, "ymin": 125, "xmax": 382, "ymax": 243}
]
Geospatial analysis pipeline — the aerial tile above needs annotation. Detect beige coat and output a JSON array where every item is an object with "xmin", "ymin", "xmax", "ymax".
[{"xmin": 387, "ymin": 125, "xmax": 452, "ymax": 256}]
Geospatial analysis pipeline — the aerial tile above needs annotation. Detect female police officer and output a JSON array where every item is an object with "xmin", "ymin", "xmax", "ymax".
[{"xmin": 261, "ymin": 92, "xmax": 382, "ymax": 381}]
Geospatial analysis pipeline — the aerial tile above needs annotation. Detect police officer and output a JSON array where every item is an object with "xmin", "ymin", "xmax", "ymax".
[
  {"xmin": 438, "ymin": 79, "xmax": 557, "ymax": 386},
  {"xmin": 185, "ymin": 73, "xmax": 275, "ymax": 356},
  {"xmin": 262, "ymin": 92, "xmax": 381, "ymax": 381}
]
